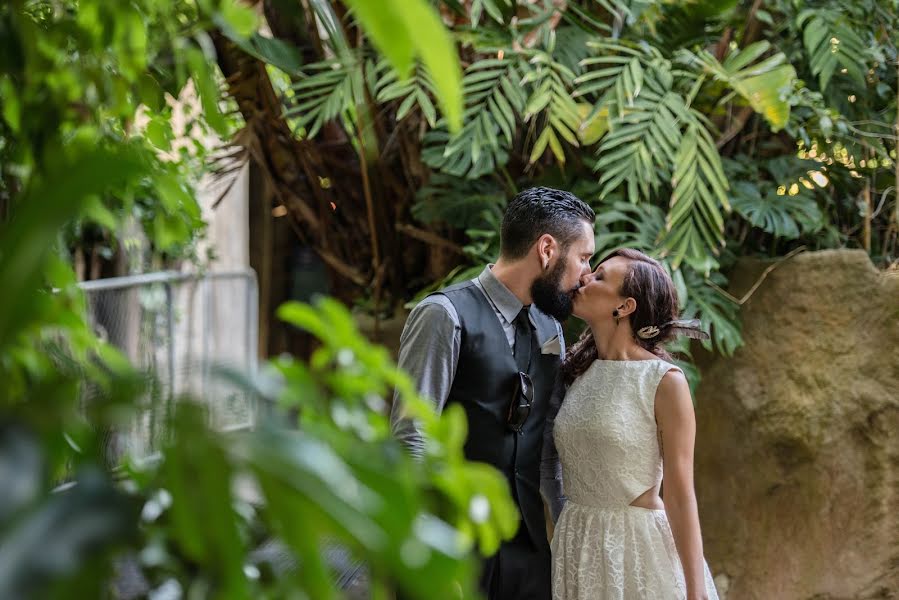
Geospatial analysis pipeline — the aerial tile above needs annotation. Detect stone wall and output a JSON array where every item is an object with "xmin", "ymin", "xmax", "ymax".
[{"xmin": 694, "ymin": 250, "xmax": 899, "ymax": 599}]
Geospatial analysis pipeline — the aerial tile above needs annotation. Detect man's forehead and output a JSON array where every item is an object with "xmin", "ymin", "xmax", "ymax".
[{"xmin": 576, "ymin": 221, "xmax": 596, "ymax": 251}]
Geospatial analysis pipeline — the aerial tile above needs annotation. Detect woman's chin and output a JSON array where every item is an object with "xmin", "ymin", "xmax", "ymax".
[{"xmin": 570, "ymin": 298, "xmax": 585, "ymax": 320}]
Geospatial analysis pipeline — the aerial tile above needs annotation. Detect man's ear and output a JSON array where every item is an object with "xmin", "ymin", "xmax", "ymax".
[
  {"xmin": 619, "ymin": 297, "xmax": 638, "ymax": 318},
  {"xmin": 536, "ymin": 234, "xmax": 557, "ymax": 269}
]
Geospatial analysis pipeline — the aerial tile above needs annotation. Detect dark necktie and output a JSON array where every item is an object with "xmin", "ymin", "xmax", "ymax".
[{"xmin": 513, "ymin": 306, "xmax": 532, "ymax": 373}]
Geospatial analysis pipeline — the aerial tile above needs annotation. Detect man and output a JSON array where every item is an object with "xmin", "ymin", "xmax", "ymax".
[{"xmin": 390, "ymin": 187, "xmax": 595, "ymax": 599}]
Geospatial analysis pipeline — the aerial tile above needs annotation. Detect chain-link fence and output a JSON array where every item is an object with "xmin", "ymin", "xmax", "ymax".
[{"xmin": 79, "ymin": 270, "xmax": 258, "ymax": 459}]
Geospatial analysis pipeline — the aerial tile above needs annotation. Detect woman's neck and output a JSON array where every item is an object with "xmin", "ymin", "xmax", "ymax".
[{"xmin": 589, "ymin": 322, "xmax": 652, "ymax": 361}]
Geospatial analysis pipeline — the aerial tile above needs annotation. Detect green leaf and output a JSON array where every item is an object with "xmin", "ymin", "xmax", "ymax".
[
  {"xmin": 163, "ymin": 404, "xmax": 249, "ymax": 597},
  {"xmin": 83, "ymin": 196, "xmax": 118, "ymax": 231},
  {"xmin": 153, "ymin": 213, "xmax": 189, "ymax": 251},
  {"xmin": 681, "ymin": 270, "xmax": 743, "ymax": 355},
  {"xmin": 342, "ymin": 0, "xmax": 415, "ymax": 76},
  {"xmin": 278, "ymin": 301, "xmax": 331, "ymax": 339},
  {"xmin": 546, "ymin": 127, "xmax": 566, "ymax": 164},
  {"xmin": 0, "ymin": 465, "xmax": 138, "ymax": 600},
  {"xmin": 529, "ymin": 127, "xmax": 552, "ymax": 164},
  {"xmin": 225, "ymin": 32, "xmax": 305, "ymax": 74},
  {"xmin": 680, "ymin": 44, "xmax": 796, "ymax": 132},
  {"xmin": 660, "ymin": 119, "xmax": 729, "ymax": 272},
  {"xmin": 797, "ymin": 11, "xmax": 868, "ymax": 91},
  {"xmin": 740, "ymin": 67, "xmax": 794, "ymax": 131},
  {"xmin": 0, "ymin": 143, "xmax": 145, "ymax": 349},
  {"xmin": 344, "ymin": 0, "xmax": 463, "ymax": 132},
  {"xmin": 0, "ymin": 77, "xmax": 21, "ymax": 132},
  {"xmin": 145, "ymin": 117, "xmax": 172, "ymax": 151},
  {"xmin": 216, "ymin": 0, "xmax": 259, "ymax": 38},
  {"xmin": 186, "ymin": 47, "xmax": 228, "ymax": 136},
  {"xmin": 155, "ymin": 172, "xmax": 193, "ymax": 213},
  {"xmin": 731, "ymin": 182, "xmax": 823, "ymax": 239}
]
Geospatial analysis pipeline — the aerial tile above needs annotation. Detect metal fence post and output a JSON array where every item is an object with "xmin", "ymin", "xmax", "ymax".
[{"xmin": 79, "ymin": 269, "xmax": 259, "ymax": 458}]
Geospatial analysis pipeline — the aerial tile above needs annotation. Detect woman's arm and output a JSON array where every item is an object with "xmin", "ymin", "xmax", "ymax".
[{"xmin": 656, "ymin": 369, "xmax": 708, "ymax": 600}]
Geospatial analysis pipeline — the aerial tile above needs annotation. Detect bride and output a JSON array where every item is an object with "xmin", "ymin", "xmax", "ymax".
[{"xmin": 541, "ymin": 248, "xmax": 719, "ymax": 600}]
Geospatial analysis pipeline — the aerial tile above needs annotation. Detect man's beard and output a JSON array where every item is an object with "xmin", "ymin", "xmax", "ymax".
[{"xmin": 531, "ymin": 256, "xmax": 578, "ymax": 321}]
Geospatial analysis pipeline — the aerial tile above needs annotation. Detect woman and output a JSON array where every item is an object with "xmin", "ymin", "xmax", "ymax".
[{"xmin": 542, "ymin": 248, "xmax": 719, "ymax": 600}]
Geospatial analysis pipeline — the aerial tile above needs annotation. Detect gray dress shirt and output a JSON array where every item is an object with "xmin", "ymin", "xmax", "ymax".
[{"xmin": 389, "ymin": 265, "xmax": 567, "ymax": 517}]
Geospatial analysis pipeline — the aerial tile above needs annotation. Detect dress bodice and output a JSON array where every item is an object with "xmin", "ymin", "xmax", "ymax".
[{"xmin": 553, "ymin": 359, "xmax": 679, "ymax": 509}]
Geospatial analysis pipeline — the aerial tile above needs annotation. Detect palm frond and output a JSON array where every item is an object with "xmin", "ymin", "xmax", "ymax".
[
  {"xmin": 552, "ymin": 27, "xmax": 594, "ymax": 76},
  {"xmin": 284, "ymin": 59, "xmax": 359, "ymax": 138},
  {"xmin": 593, "ymin": 199, "xmax": 666, "ymax": 258},
  {"xmin": 575, "ymin": 40, "xmax": 669, "ymax": 119},
  {"xmin": 413, "ymin": 173, "xmax": 506, "ymax": 229},
  {"xmin": 796, "ymin": 9, "xmax": 869, "ymax": 91},
  {"xmin": 469, "ymin": 0, "xmax": 511, "ymax": 26},
  {"xmin": 679, "ymin": 268, "xmax": 743, "ymax": 356},
  {"xmin": 661, "ymin": 118, "xmax": 730, "ymax": 273},
  {"xmin": 523, "ymin": 50, "xmax": 581, "ymax": 164},
  {"xmin": 423, "ymin": 56, "xmax": 528, "ymax": 178},
  {"xmin": 594, "ymin": 87, "xmax": 683, "ymax": 204},
  {"xmin": 374, "ymin": 60, "xmax": 439, "ymax": 127}
]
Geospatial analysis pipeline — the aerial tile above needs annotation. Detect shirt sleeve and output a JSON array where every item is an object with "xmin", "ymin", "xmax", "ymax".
[
  {"xmin": 389, "ymin": 296, "xmax": 461, "ymax": 459},
  {"xmin": 540, "ymin": 369, "xmax": 568, "ymax": 523}
]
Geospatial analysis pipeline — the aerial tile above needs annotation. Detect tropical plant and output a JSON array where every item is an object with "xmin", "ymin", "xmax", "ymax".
[
  {"xmin": 204, "ymin": 0, "xmax": 898, "ymax": 361},
  {"xmin": 1, "ymin": 1, "xmax": 516, "ymax": 598}
]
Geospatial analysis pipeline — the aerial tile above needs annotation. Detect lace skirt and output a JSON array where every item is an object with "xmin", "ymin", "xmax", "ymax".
[{"xmin": 550, "ymin": 501, "xmax": 719, "ymax": 600}]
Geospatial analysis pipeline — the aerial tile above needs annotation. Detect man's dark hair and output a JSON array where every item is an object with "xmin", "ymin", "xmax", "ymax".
[{"xmin": 500, "ymin": 187, "xmax": 595, "ymax": 259}]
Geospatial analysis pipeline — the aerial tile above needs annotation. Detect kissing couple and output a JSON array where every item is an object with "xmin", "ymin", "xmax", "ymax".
[{"xmin": 392, "ymin": 187, "xmax": 719, "ymax": 600}]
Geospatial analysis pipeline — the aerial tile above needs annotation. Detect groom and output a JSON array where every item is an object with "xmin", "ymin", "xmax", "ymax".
[{"xmin": 391, "ymin": 187, "xmax": 595, "ymax": 599}]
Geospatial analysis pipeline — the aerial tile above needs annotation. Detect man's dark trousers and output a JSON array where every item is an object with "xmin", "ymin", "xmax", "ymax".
[{"xmin": 479, "ymin": 524, "xmax": 551, "ymax": 599}]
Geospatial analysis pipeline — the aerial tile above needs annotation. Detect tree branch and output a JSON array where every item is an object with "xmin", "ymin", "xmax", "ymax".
[
  {"xmin": 716, "ymin": 106, "xmax": 755, "ymax": 149},
  {"xmin": 396, "ymin": 223, "xmax": 465, "ymax": 255}
]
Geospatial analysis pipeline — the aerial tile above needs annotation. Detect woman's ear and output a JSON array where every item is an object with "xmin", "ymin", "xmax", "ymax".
[{"xmin": 619, "ymin": 297, "xmax": 638, "ymax": 318}]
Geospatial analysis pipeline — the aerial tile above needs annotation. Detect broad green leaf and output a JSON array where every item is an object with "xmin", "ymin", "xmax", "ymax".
[
  {"xmin": 223, "ymin": 32, "xmax": 305, "ymax": 74},
  {"xmin": 186, "ymin": 47, "xmax": 228, "ymax": 136},
  {"xmin": 344, "ymin": 0, "xmax": 463, "ymax": 132},
  {"xmin": 342, "ymin": 0, "xmax": 415, "ymax": 76},
  {"xmin": 0, "ymin": 144, "xmax": 145, "ymax": 349},
  {"xmin": 83, "ymin": 196, "xmax": 118, "ymax": 231},
  {"xmin": 216, "ymin": 0, "xmax": 259, "ymax": 38},
  {"xmin": 152, "ymin": 213, "xmax": 190, "ymax": 251},
  {"xmin": 163, "ymin": 405, "xmax": 249, "ymax": 597},
  {"xmin": 681, "ymin": 44, "xmax": 796, "ymax": 132},
  {"xmin": 0, "ymin": 467, "xmax": 138, "ymax": 600}
]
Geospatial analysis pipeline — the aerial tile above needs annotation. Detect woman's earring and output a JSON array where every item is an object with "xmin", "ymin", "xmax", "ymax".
[{"xmin": 612, "ymin": 308, "xmax": 620, "ymax": 325}]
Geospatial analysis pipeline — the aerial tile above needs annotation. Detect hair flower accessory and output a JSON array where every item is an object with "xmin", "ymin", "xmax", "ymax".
[
  {"xmin": 637, "ymin": 325, "xmax": 660, "ymax": 339},
  {"xmin": 637, "ymin": 319, "xmax": 710, "ymax": 341}
]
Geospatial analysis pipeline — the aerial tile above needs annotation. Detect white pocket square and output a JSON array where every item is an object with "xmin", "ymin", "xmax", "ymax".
[{"xmin": 540, "ymin": 334, "xmax": 562, "ymax": 355}]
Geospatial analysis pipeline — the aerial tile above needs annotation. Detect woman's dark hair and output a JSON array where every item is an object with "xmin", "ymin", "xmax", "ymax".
[
  {"xmin": 500, "ymin": 187, "xmax": 595, "ymax": 259},
  {"xmin": 559, "ymin": 248, "xmax": 680, "ymax": 386}
]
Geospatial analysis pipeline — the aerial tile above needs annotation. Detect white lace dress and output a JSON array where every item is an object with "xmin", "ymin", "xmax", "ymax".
[{"xmin": 550, "ymin": 359, "xmax": 719, "ymax": 600}]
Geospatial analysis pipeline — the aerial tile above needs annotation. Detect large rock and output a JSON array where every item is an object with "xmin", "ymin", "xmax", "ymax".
[{"xmin": 694, "ymin": 250, "xmax": 899, "ymax": 599}]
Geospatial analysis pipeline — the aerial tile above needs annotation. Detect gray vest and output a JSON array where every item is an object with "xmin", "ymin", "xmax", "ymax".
[{"xmin": 435, "ymin": 281, "xmax": 560, "ymax": 548}]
